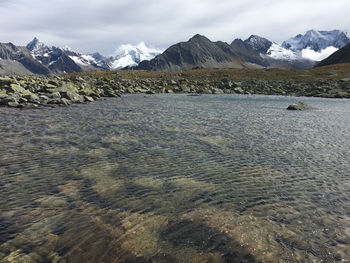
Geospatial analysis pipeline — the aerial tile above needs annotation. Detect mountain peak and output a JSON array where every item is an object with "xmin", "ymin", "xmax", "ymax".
[
  {"xmin": 244, "ymin": 35, "xmax": 272, "ymax": 53},
  {"xmin": 189, "ymin": 34, "xmax": 210, "ymax": 42},
  {"xmin": 26, "ymin": 37, "xmax": 40, "ymax": 51},
  {"xmin": 26, "ymin": 37, "xmax": 49, "ymax": 53}
]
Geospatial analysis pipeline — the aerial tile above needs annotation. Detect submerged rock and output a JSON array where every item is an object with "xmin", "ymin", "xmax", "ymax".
[{"xmin": 287, "ymin": 101, "xmax": 316, "ymax": 111}]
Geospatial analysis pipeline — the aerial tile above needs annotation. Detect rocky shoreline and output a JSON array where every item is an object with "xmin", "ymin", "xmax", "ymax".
[{"xmin": 0, "ymin": 74, "xmax": 350, "ymax": 108}]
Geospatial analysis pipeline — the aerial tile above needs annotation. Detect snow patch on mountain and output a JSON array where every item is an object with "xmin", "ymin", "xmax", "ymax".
[
  {"xmin": 266, "ymin": 43, "xmax": 299, "ymax": 60},
  {"xmin": 111, "ymin": 42, "xmax": 162, "ymax": 69},
  {"xmin": 69, "ymin": 55, "xmax": 89, "ymax": 66}
]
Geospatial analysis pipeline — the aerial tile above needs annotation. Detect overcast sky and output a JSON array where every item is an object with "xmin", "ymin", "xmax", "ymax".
[{"xmin": 0, "ymin": 0, "xmax": 349, "ymax": 55}]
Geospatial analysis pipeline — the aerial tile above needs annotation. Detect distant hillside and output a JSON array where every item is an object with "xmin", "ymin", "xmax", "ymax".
[
  {"xmin": 316, "ymin": 43, "xmax": 350, "ymax": 67},
  {"xmin": 135, "ymin": 34, "xmax": 249, "ymax": 71}
]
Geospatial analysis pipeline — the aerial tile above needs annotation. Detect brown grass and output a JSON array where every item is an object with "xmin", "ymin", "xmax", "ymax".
[{"xmin": 64, "ymin": 63, "xmax": 350, "ymax": 82}]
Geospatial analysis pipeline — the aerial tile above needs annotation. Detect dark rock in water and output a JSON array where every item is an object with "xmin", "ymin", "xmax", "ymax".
[{"xmin": 287, "ymin": 101, "xmax": 316, "ymax": 111}]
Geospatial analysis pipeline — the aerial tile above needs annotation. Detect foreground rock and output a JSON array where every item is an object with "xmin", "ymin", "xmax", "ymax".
[
  {"xmin": 287, "ymin": 101, "xmax": 316, "ymax": 111},
  {"xmin": 0, "ymin": 75, "xmax": 120, "ymax": 108}
]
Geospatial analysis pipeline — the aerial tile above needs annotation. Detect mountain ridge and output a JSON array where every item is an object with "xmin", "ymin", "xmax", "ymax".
[
  {"xmin": 135, "ymin": 34, "xmax": 249, "ymax": 72},
  {"xmin": 0, "ymin": 29, "xmax": 349, "ymax": 75}
]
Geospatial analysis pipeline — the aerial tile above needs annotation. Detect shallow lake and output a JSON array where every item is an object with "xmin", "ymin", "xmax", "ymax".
[{"xmin": 1, "ymin": 94, "xmax": 350, "ymax": 262}]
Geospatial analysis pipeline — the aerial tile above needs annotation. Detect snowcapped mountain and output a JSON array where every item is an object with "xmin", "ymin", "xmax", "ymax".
[
  {"xmin": 265, "ymin": 30, "xmax": 350, "ymax": 62},
  {"xmin": 282, "ymin": 29, "xmax": 349, "ymax": 52},
  {"xmin": 227, "ymin": 30, "xmax": 349, "ymax": 69},
  {"xmin": 26, "ymin": 37, "xmax": 113, "ymax": 74},
  {"xmin": 22, "ymin": 38, "xmax": 163, "ymax": 74},
  {"xmin": 111, "ymin": 42, "xmax": 163, "ymax": 69}
]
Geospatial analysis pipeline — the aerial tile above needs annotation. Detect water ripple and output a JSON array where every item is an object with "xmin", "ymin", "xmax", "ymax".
[{"xmin": 1, "ymin": 94, "xmax": 350, "ymax": 262}]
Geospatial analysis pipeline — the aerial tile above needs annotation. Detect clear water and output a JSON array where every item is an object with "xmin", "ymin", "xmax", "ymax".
[{"xmin": 1, "ymin": 94, "xmax": 350, "ymax": 262}]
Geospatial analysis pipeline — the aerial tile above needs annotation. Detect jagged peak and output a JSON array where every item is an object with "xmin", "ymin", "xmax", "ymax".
[
  {"xmin": 26, "ymin": 37, "xmax": 48, "ymax": 52},
  {"xmin": 26, "ymin": 37, "xmax": 40, "ymax": 50},
  {"xmin": 247, "ymin": 34, "xmax": 264, "ymax": 40},
  {"xmin": 245, "ymin": 34, "xmax": 271, "ymax": 43},
  {"xmin": 189, "ymin": 34, "xmax": 210, "ymax": 42},
  {"xmin": 244, "ymin": 35, "xmax": 272, "ymax": 53}
]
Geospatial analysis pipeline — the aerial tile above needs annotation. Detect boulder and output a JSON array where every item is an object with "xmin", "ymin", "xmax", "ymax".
[
  {"xmin": 47, "ymin": 80, "xmax": 59, "ymax": 86},
  {"xmin": 50, "ymin": 92, "xmax": 61, "ymax": 99},
  {"xmin": 0, "ymin": 89, "xmax": 7, "ymax": 99},
  {"xmin": 0, "ymin": 94, "xmax": 20, "ymax": 106},
  {"xmin": 84, "ymin": 96, "xmax": 95, "ymax": 102},
  {"xmin": 212, "ymin": 88, "xmax": 224, "ymax": 94},
  {"xmin": 0, "ymin": 76, "xmax": 14, "ymax": 87},
  {"xmin": 61, "ymin": 91, "xmax": 85, "ymax": 103},
  {"xmin": 197, "ymin": 88, "xmax": 212, "ymax": 94},
  {"xmin": 127, "ymin": 87, "xmax": 135, "ymax": 93},
  {"xmin": 180, "ymin": 86, "xmax": 190, "ymax": 93},
  {"xmin": 234, "ymin": 87, "xmax": 244, "ymax": 94},
  {"xmin": 7, "ymin": 101, "xmax": 20, "ymax": 108},
  {"xmin": 287, "ymin": 101, "xmax": 316, "ymax": 111},
  {"xmin": 169, "ymin": 80, "xmax": 178, "ymax": 85}
]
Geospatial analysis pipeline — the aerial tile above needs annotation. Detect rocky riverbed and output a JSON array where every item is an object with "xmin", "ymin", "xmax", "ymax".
[{"xmin": 1, "ymin": 74, "xmax": 350, "ymax": 108}]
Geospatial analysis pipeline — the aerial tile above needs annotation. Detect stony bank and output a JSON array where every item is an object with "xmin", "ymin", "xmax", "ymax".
[{"xmin": 0, "ymin": 71, "xmax": 350, "ymax": 108}]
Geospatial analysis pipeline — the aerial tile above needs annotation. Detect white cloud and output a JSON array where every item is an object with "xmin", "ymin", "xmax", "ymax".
[
  {"xmin": 301, "ymin": 46, "xmax": 339, "ymax": 61},
  {"xmin": 0, "ymin": 0, "xmax": 349, "ymax": 55}
]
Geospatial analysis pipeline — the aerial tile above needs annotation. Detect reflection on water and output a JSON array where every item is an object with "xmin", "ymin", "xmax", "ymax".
[{"xmin": 1, "ymin": 94, "xmax": 350, "ymax": 262}]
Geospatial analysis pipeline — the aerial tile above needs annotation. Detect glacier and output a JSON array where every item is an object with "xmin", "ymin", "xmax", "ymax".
[{"xmin": 267, "ymin": 43, "xmax": 300, "ymax": 60}]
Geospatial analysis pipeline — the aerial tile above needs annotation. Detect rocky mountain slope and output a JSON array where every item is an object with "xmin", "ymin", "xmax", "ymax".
[
  {"xmin": 0, "ymin": 38, "xmax": 107, "ymax": 75},
  {"xmin": 0, "ymin": 42, "xmax": 51, "ymax": 75},
  {"xmin": 135, "ymin": 34, "xmax": 252, "ymax": 71},
  {"xmin": 316, "ymin": 43, "xmax": 350, "ymax": 67}
]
